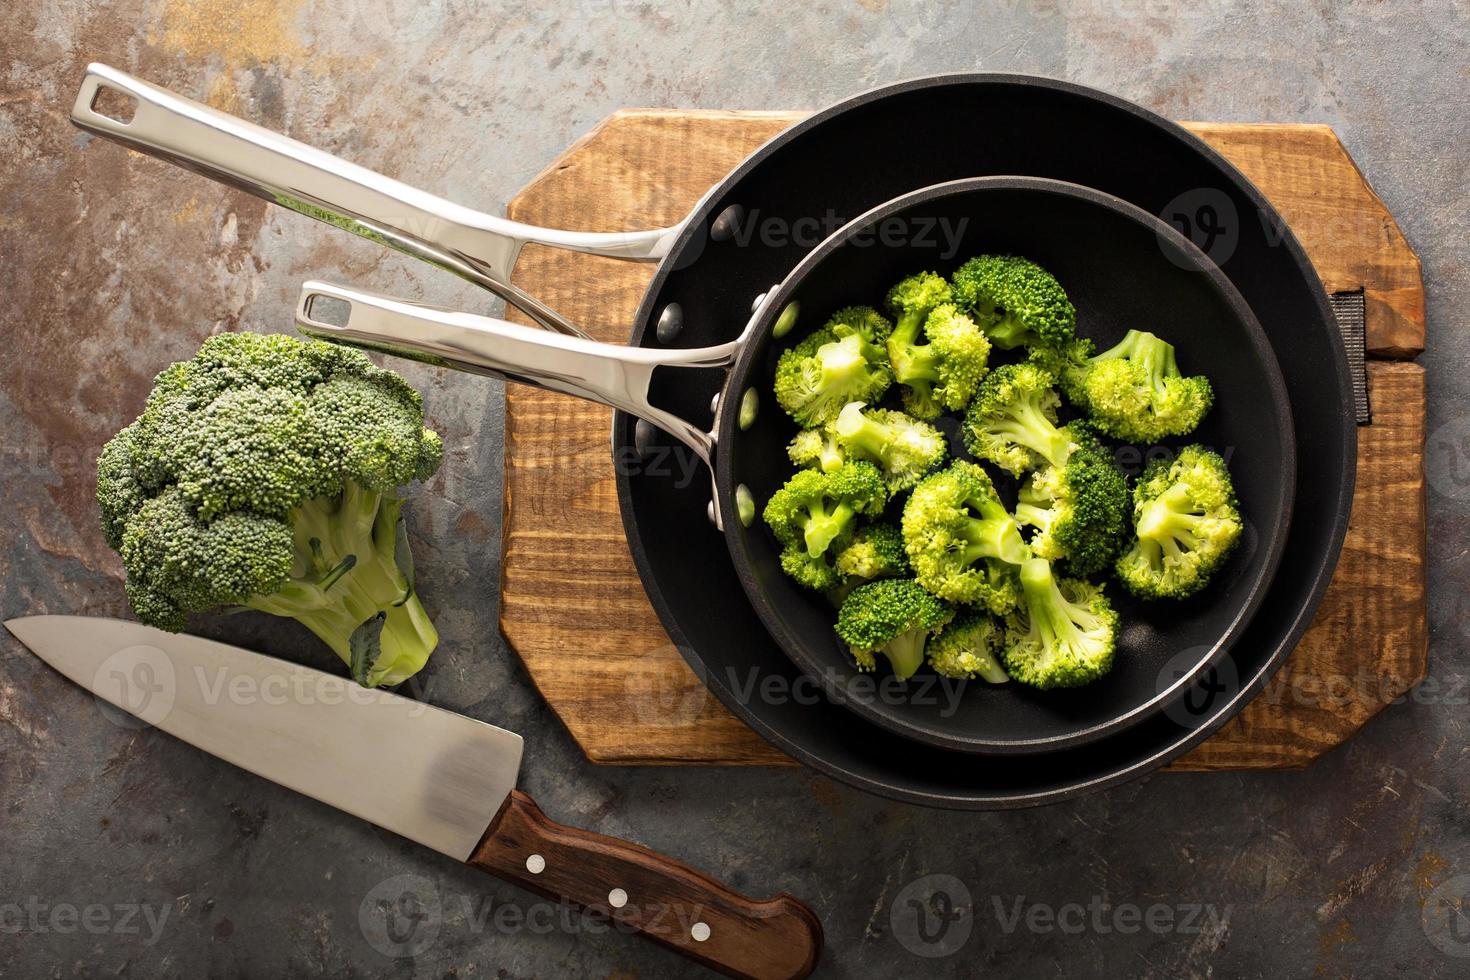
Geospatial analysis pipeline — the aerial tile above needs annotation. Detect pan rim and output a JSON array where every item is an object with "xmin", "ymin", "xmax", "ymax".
[
  {"xmin": 611, "ymin": 72, "xmax": 1356, "ymax": 807},
  {"xmin": 714, "ymin": 175, "xmax": 1297, "ymax": 753}
]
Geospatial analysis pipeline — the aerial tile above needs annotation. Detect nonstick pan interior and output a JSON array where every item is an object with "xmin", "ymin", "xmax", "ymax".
[{"xmin": 715, "ymin": 177, "xmax": 1294, "ymax": 753}]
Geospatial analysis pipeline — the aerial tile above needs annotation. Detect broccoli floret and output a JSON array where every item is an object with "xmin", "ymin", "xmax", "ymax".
[
  {"xmin": 885, "ymin": 274, "xmax": 990, "ymax": 418},
  {"xmin": 774, "ymin": 319, "xmax": 894, "ymax": 427},
  {"xmin": 1063, "ymin": 329, "xmax": 1213, "ymax": 442},
  {"xmin": 1012, "ymin": 426, "xmax": 1128, "ymax": 577},
  {"xmin": 1001, "ymin": 558, "xmax": 1119, "ymax": 689},
  {"xmin": 96, "ymin": 332, "xmax": 443, "ymax": 687},
  {"xmin": 835, "ymin": 522, "xmax": 910, "ymax": 581},
  {"xmin": 901, "ymin": 461, "xmax": 1028, "ymax": 613},
  {"xmin": 826, "ymin": 305, "xmax": 894, "ymax": 346},
  {"xmin": 834, "ymin": 578, "xmax": 954, "ymax": 680},
  {"xmin": 831, "ymin": 401, "xmax": 948, "ymax": 492},
  {"xmin": 927, "ymin": 613, "xmax": 1010, "ymax": 683},
  {"xmin": 763, "ymin": 462, "xmax": 888, "ymax": 591},
  {"xmin": 787, "ymin": 427, "xmax": 847, "ymax": 473},
  {"xmin": 951, "ymin": 254, "xmax": 1076, "ymax": 351},
  {"xmin": 1115, "ymin": 445, "xmax": 1243, "ymax": 600},
  {"xmin": 962, "ymin": 363, "xmax": 1070, "ymax": 476}
]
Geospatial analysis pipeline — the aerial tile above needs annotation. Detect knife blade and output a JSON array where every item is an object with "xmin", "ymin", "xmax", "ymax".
[{"xmin": 5, "ymin": 616, "xmax": 821, "ymax": 979}]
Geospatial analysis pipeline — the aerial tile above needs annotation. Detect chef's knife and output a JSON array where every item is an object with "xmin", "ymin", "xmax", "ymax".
[{"xmin": 4, "ymin": 616, "xmax": 821, "ymax": 979}]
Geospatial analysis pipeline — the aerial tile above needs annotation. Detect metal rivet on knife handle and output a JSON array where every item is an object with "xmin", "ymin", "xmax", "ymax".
[
  {"xmin": 526, "ymin": 854, "xmax": 546, "ymax": 874},
  {"xmin": 608, "ymin": 888, "xmax": 628, "ymax": 909},
  {"xmin": 692, "ymin": 922, "xmax": 711, "ymax": 942}
]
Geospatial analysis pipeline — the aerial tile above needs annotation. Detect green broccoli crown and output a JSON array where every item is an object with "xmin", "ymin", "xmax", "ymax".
[
  {"xmin": 1069, "ymin": 329, "xmax": 1214, "ymax": 442},
  {"xmin": 1013, "ymin": 426, "xmax": 1128, "ymax": 577},
  {"xmin": 774, "ymin": 326, "xmax": 894, "ymax": 427},
  {"xmin": 1001, "ymin": 558, "xmax": 1118, "ymax": 689},
  {"xmin": 787, "ymin": 427, "xmax": 847, "ymax": 473},
  {"xmin": 834, "ymin": 578, "xmax": 954, "ymax": 679},
  {"xmin": 835, "ymin": 522, "xmax": 910, "ymax": 581},
  {"xmin": 1115, "ymin": 445, "xmax": 1243, "ymax": 600},
  {"xmin": 825, "ymin": 305, "xmax": 894, "ymax": 347},
  {"xmin": 884, "ymin": 303, "xmax": 992, "ymax": 420},
  {"xmin": 951, "ymin": 254, "xmax": 1077, "ymax": 351},
  {"xmin": 962, "ymin": 363, "xmax": 1072, "ymax": 476},
  {"xmin": 884, "ymin": 272, "xmax": 953, "ymax": 327},
  {"xmin": 763, "ymin": 462, "xmax": 888, "ymax": 590},
  {"xmin": 95, "ymin": 332, "xmax": 444, "ymax": 687},
  {"xmin": 831, "ymin": 401, "xmax": 948, "ymax": 492},
  {"xmin": 901, "ymin": 460, "xmax": 1028, "ymax": 612},
  {"xmin": 927, "ymin": 612, "xmax": 1010, "ymax": 683}
]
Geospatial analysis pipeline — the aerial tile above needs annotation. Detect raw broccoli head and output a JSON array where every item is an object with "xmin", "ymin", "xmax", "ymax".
[
  {"xmin": 951, "ymin": 254, "xmax": 1076, "ymax": 351},
  {"xmin": 774, "ymin": 324, "xmax": 894, "ymax": 427},
  {"xmin": 96, "ymin": 332, "xmax": 444, "ymax": 687},
  {"xmin": 884, "ymin": 302, "xmax": 992, "ymax": 419},
  {"xmin": 763, "ymin": 462, "xmax": 888, "ymax": 591},
  {"xmin": 787, "ymin": 427, "xmax": 847, "ymax": 473},
  {"xmin": 901, "ymin": 460, "xmax": 1028, "ymax": 613},
  {"xmin": 962, "ymin": 363, "xmax": 1071, "ymax": 476},
  {"xmin": 1066, "ymin": 329, "xmax": 1214, "ymax": 442},
  {"xmin": 831, "ymin": 401, "xmax": 948, "ymax": 492},
  {"xmin": 1001, "ymin": 558, "xmax": 1119, "ymax": 689},
  {"xmin": 1115, "ymin": 445, "xmax": 1243, "ymax": 600},
  {"xmin": 1013, "ymin": 425, "xmax": 1128, "ymax": 577},
  {"xmin": 927, "ymin": 612, "xmax": 1010, "ymax": 683},
  {"xmin": 834, "ymin": 522, "xmax": 910, "ymax": 581},
  {"xmin": 834, "ymin": 578, "xmax": 954, "ymax": 680},
  {"xmin": 884, "ymin": 272, "xmax": 953, "ymax": 333}
]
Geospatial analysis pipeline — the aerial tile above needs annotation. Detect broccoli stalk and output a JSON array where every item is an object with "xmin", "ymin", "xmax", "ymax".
[
  {"xmin": 1001, "ymin": 558, "xmax": 1119, "ymax": 689},
  {"xmin": 831, "ymin": 402, "xmax": 948, "ymax": 492},
  {"xmin": 242, "ymin": 485, "xmax": 436, "ymax": 684},
  {"xmin": 962, "ymin": 364, "xmax": 1072, "ymax": 476},
  {"xmin": 834, "ymin": 578, "xmax": 953, "ymax": 680},
  {"xmin": 97, "ymin": 332, "xmax": 443, "ymax": 688},
  {"xmin": 1065, "ymin": 329, "xmax": 1213, "ymax": 442}
]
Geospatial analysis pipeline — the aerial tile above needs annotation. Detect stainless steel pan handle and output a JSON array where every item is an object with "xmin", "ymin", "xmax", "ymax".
[
  {"xmin": 71, "ymin": 64, "xmax": 686, "ymax": 339},
  {"xmin": 295, "ymin": 281, "xmax": 753, "ymax": 525}
]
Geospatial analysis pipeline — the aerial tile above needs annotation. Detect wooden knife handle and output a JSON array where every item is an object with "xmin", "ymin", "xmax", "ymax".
[{"xmin": 468, "ymin": 791, "xmax": 822, "ymax": 979}]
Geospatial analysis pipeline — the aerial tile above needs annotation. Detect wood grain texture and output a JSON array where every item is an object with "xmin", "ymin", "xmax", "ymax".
[
  {"xmin": 500, "ymin": 111, "xmax": 1427, "ymax": 770},
  {"xmin": 471, "ymin": 791, "xmax": 822, "ymax": 978}
]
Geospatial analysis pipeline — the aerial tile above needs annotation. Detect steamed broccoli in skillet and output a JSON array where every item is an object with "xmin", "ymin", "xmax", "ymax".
[
  {"xmin": 765, "ymin": 256, "xmax": 1233, "ymax": 693},
  {"xmin": 762, "ymin": 462, "xmax": 888, "ymax": 591},
  {"xmin": 96, "ymin": 332, "xmax": 443, "ymax": 688},
  {"xmin": 835, "ymin": 578, "xmax": 954, "ymax": 680},
  {"xmin": 1115, "ymin": 445, "xmax": 1243, "ymax": 600},
  {"xmin": 1061, "ymin": 329, "xmax": 1214, "ymax": 442},
  {"xmin": 951, "ymin": 254, "xmax": 1077, "ymax": 351},
  {"xmin": 774, "ymin": 310, "xmax": 894, "ymax": 427}
]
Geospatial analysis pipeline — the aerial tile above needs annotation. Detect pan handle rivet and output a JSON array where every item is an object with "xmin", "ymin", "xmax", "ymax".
[
  {"xmin": 656, "ymin": 303, "xmax": 684, "ymax": 343},
  {"xmin": 706, "ymin": 500, "xmax": 717, "ymax": 525},
  {"xmin": 750, "ymin": 291, "xmax": 767, "ymax": 313},
  {"xmin": 608, "ymin": 888, "xmax": 628, "ymax": 908},
  {"xmin": 525, "ymin": 854, "xmax": 545, "ymax": 874},
  {"xmin": 738, "ymin": 388, "xmax": 758, "ymax": 430},
  {"xmin": 772, "ymin": 301, "xmax": 800, "ymax": 339},
  {"xmin": 691, "ymin": 921, "xmax": 711, "ymax": 942},
  {"xmin": 735, "ymin": 485, "xmax": 755, "ymax": 528},
  {"xmin": 710, "ymin": 392, "xmax": 720, "ymax": 415},
  {"xmin": 710, "ymin": 204, "xmax": 746, "ymax": 243},
  {"xmin": 634, "ymin": 419, "xmax": 656, "ymax": 458}
]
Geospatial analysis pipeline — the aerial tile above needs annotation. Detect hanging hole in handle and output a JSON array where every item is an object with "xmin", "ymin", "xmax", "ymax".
[
  {"xmin": 90, "ymin": 84, "xmax": 138, "ymax": 125},
  {"xmin": 305, "ymin": 293, "xmax": 353, "ymax": 328}
]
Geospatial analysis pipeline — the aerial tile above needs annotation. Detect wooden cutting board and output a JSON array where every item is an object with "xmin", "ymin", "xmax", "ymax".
[{"xmin": 499, "ymin": 112, "xmax": 1426, "ymax": 769}]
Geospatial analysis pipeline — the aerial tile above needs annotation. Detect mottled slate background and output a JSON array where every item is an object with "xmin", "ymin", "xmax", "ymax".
[{"xmin": 2, "ymin": 0, "xmax": 1468, "ymax": 977}]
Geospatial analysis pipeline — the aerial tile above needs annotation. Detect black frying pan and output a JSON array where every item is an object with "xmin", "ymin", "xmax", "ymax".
[{"xmin": 291, "ymin": 176, "xmax": 1294, "ymax": 754}]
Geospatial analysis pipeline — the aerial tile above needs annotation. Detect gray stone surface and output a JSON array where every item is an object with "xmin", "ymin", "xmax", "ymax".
[{"xmin": 2, "ymin": 0, "xmax": 1467, "ymax": 976}]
